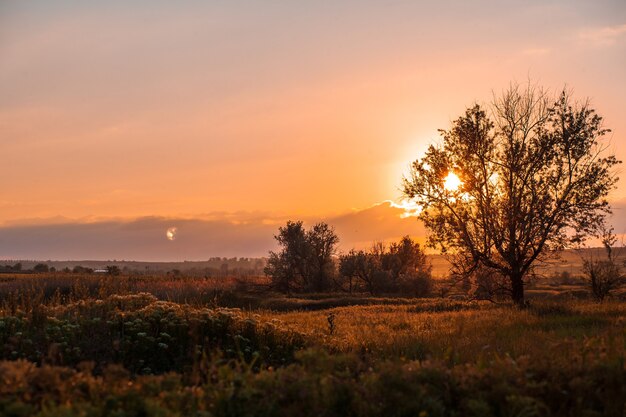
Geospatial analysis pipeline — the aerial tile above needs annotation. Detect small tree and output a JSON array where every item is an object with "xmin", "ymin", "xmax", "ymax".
[
  {"xmin": 264, "ymin": 221, "xmax": 339, "ymax": 293},
  {"xmin": 582, "ymin": 226, "xmax": 624, "ymax": 301},
  {"xmin": 307, "ymin": 222, "xmax": 340, "ymax": 291},
  {"xmin": 384, "ymin": 236, "xmax": 431, "ymax": 286},
  {"xmin": 339, "ymin": 248, "xmax": 385, "ymax": 295},
  {"xmin": 402, "ymin": 83, "xmax": 620, "ymax": 306},
  {"xmin": 264, "ymin": 221, "xmax": 309, "ymax": 293}
]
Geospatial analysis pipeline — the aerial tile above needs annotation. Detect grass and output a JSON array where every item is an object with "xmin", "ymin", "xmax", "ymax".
[
  {"xmin": 0, "ymin": 272, "xmax": 624, "ymax": 416},
  {"xmin": 255, "ymin": 301, "xmax": 626, "ymax": 365}
]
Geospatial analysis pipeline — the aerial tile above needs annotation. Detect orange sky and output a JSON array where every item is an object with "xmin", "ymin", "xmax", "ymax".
[{"xmin": 1, "ymin": 1, "xmax": 625, "ymax": 259}]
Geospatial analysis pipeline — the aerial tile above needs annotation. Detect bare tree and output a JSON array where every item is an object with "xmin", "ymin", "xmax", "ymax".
[
  {"xmin": 402, "ymin": 83, "xmax": 620, "ymax": 306},
  {"xmin": 582, "ymin": 226, "xmax": 624, "ymax": 301}
]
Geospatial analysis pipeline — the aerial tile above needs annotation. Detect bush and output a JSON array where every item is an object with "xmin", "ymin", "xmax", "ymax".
[{"xmin": 0, "ymin": 293, "xmax": 306, "ymax": 374}]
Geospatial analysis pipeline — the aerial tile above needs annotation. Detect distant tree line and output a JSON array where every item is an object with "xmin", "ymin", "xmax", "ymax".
[
  {"xmin": 0, "ymin": 263, "xmax": 57, "ymax": 273},
  {"xmin": 0, "ymin": 263, "xmax": 22, "ymax": 273},
  {"xmin": 0, "ymin": 259, "xmax": 267, "ymax": 279}
]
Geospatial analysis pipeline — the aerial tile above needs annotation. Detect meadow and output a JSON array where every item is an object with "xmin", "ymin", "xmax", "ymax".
[{"xmin": 0, "ymin": 273, "xmax": 624, "ymax": 416}]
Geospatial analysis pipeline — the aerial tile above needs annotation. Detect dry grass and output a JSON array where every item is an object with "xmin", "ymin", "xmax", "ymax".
[
  {"xmin": 1, "ymin": 272, "xmax": 624, "ymax": 367},
  {"xmin": 0, "ymin": 273, "xmax": 271, "ymax": 310},
  {"xmin": 256, "ymin": 300, "xmax": 626, "ymax": 364}
]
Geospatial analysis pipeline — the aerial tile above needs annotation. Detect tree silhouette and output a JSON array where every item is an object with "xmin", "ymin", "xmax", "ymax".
[
  {"xmin": 339, "ymin": 236, "xmax": 432, "ymax": 296},
  {"xmin": 264, "ymin": 221, "xmax": 338, "ymax": 293},
  {"xmin": 582, "ymin": 226, "xmax": 624, "ymax": 302},
  {"xmin": 402, "ymin": 84, "xmax": 620, "ymax": 305}
]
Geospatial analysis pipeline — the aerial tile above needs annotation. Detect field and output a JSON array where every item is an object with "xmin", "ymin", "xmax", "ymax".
[{"xmin": 0, "ymin": 273, "xmax": 624, "ymax": 416}]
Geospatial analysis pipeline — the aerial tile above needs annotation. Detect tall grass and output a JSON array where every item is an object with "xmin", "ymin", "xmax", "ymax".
[
  {"xmin": 0, "ymin": 273, "xmax": 624, "ymax": 416},
  {"xmin": 0, "ymin": 273, "xmax": 270, "ymax": 312},
  {"xmin": 257, "ymin": 300, "xmax": 626, "ymax": 364}
]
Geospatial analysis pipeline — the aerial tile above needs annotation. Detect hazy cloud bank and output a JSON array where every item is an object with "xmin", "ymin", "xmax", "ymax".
[
  {"xmin": 2, "ymin": 198, "xmax": 623, "ymax": 262},
  {"xmin": 0, "ymin": 202, "xmax": 425, "ymax": 261}
]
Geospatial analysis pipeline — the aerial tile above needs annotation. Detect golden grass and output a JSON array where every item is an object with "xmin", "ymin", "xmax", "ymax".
[{"xmin": 256, "ymin": 300, "xmax": 626, "ymax": 364}]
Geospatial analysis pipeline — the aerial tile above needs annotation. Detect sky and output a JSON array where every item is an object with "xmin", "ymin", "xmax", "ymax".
[{"xmin": 1, "ymin": 0, "xmax": 625, "ymax": 260}]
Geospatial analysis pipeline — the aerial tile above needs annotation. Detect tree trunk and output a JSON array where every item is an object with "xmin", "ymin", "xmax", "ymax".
[{"xmin": 511, "ymin": 273, "xmax": 525, "ymax": 307}]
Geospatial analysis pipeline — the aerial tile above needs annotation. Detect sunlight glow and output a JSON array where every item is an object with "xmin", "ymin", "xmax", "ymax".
[
  {"xmin": 489, "ymin": 172, "xmax": 499, "ymax": 186},
  {"xmin": 390, "ymin": 198, "xmax": 422, "ymax": 218},
  {"xmin": 166, "ymin": 227, "xmax": 177, "ymax": 241},
  {"xmin": 443, "ymin": 172, "xmax": 462, "ymax": 192}
]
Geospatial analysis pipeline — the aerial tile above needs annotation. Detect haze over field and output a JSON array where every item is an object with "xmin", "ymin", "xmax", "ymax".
[{"xmin": 1, "ymin": 1, "xmax": 625, "ymax": 260}]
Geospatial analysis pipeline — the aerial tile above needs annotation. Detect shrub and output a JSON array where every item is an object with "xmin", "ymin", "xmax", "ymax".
[
  {"xmin": 0, "ymin": 293, "xmax": 306, "ymax": 375},
  {"xmin": 582, "ymin": 227, "xmax": 625, "ymax": 301}
]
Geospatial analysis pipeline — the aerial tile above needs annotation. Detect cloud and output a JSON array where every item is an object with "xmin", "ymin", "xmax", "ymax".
[
  {"xmin": 0, "ymin": 218, "xmax": 277, "ymax": 262},
  {"xmin": 387, "ymin": 199, "xmax": 422, "ymax": 218},
  {"xmin": 0, "ymin": 202, "xmax": 427, "ymax": 261},
  {"xmin": 327, "ymin": 202, "xmax": 427, "ymax": 253},
  {"xmin": 578, "ymin": 24, "xmax": 626, "ymax": 46},
  {"xmin": 3, "ymin": 197, "xmax": 625, "ymax": 261}
]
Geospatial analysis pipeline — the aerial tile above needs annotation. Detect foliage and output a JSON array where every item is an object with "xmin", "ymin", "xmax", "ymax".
[
  {"xmin": 339, "ymin": 236, "xmax": 433, "ymax": 296},
  {"xmin": 0, "ymin": 342, "xmax": 623, "ymax": 417},
  {"xmin": 0, "ymin": 293, "xmax": 305, "ymax": 375},
  {"xmin": 403, "ymin": 83, "xmax": 620, "ymax": 305},
  {"xmin": 265, "ymin": 221, "xmax": 339, "ymax": 293},
  {"xmin": 338, "ymin": 247, "xmax": 382, "ymax": 295}
]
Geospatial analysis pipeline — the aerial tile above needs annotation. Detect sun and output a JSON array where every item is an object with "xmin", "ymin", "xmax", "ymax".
[{"xmin": 443, "ymin": 172, "xmax": 462, "ymax": 191}]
